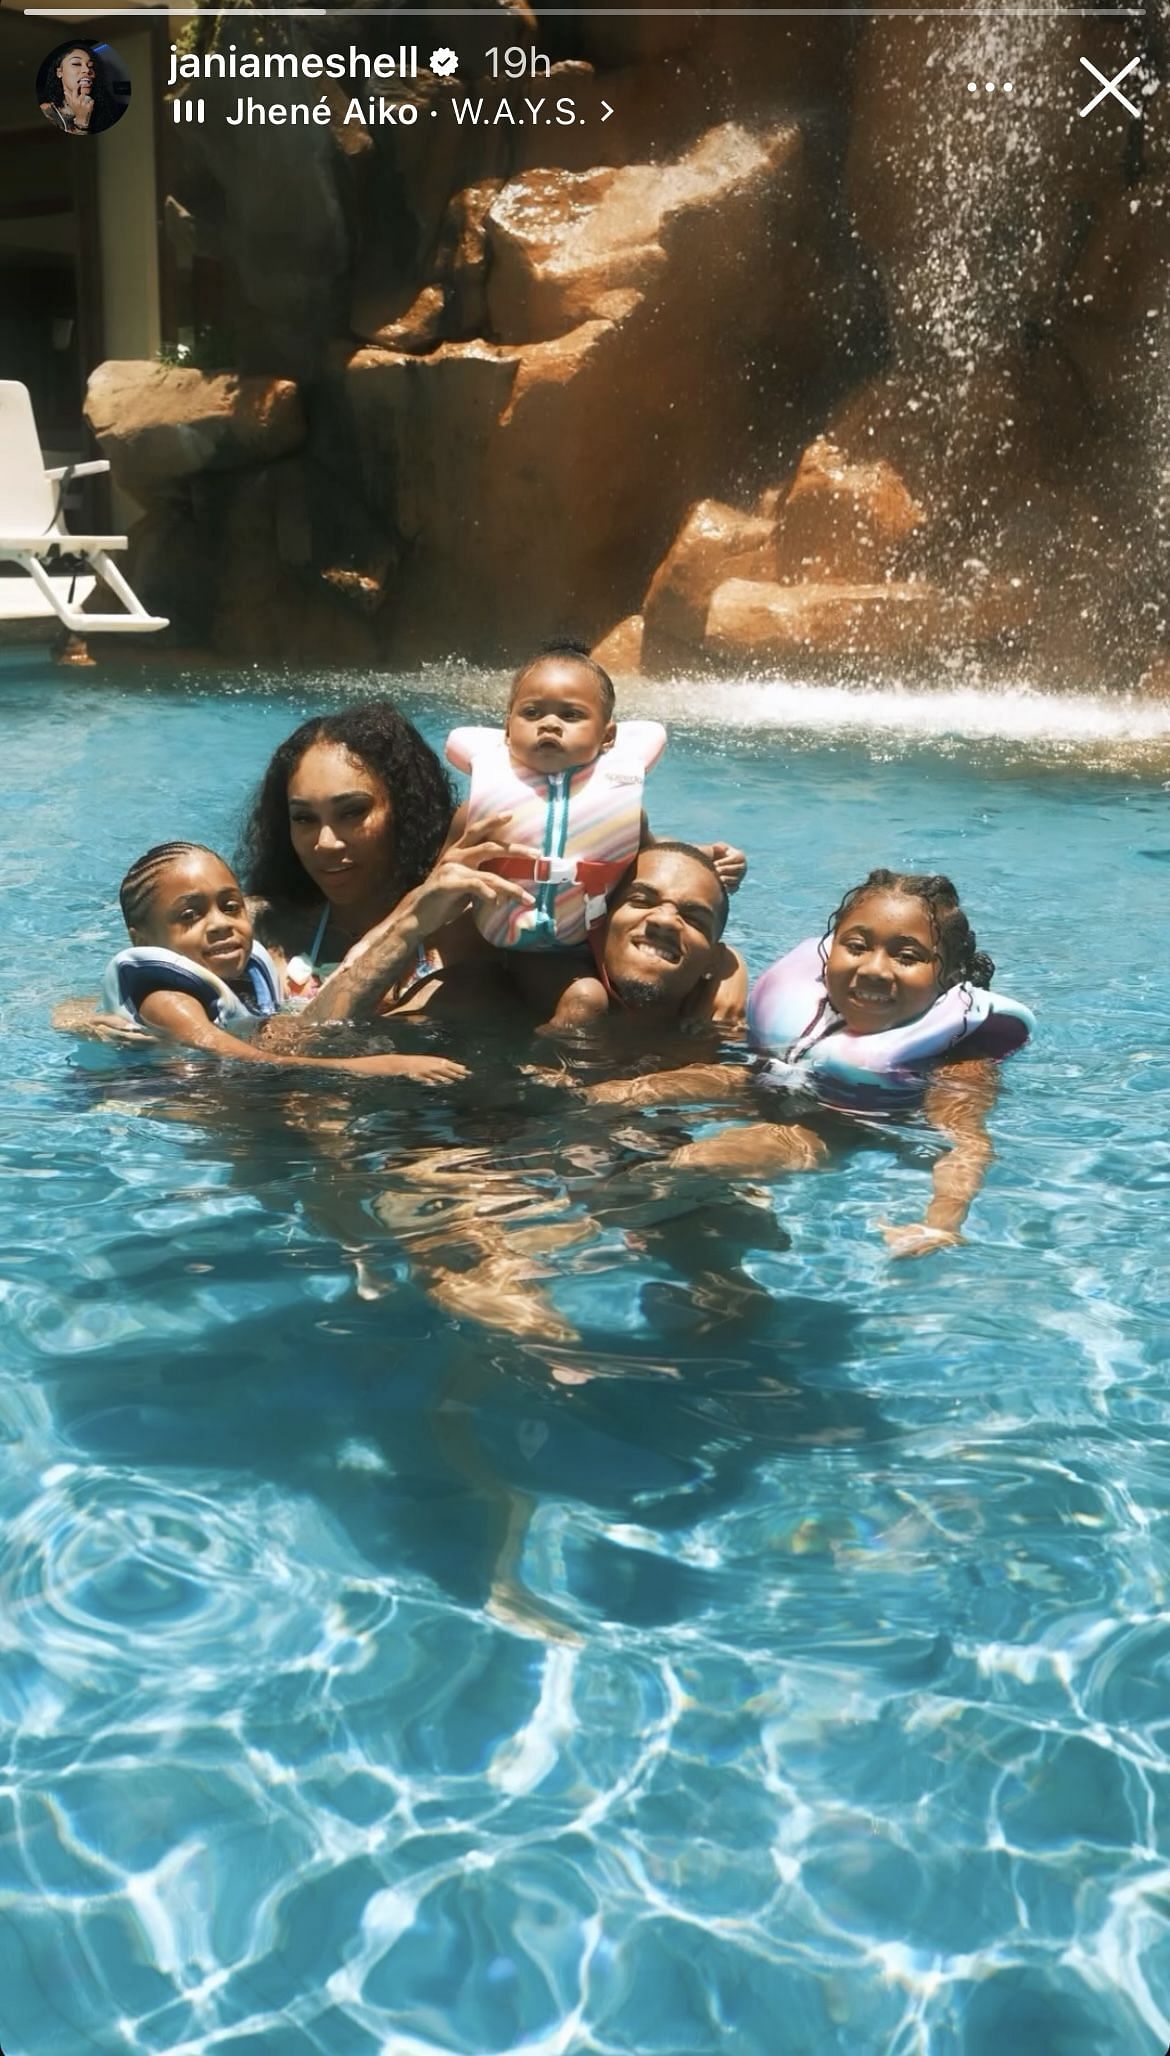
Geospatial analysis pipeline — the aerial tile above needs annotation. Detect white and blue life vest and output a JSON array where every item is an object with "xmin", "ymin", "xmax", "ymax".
[
  {"xmin": 748, "ymin": 936, "xmax": 1033, "ymax": 1114},
  {"xmin": 100, "ymin": 942, "xmax": 283, "ymax": 1034}
]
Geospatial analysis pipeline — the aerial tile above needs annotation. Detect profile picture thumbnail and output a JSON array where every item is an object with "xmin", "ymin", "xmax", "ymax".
[{"xmin": 36, "ymin": 40, "xmax": 131, "ymax": 136}]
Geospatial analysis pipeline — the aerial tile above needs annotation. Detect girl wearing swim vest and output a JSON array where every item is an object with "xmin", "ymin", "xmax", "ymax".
[
  {"xmin": 100, "ymin": 841, "xmax": 483, "ymax": 1084},
  {"xmin": 592, "ymin": 870, "xmax": 1033, "ymax": 1259},
  {"xmin": 443, "ymin": 641, "xmax": 747, "ymax": 1031}
]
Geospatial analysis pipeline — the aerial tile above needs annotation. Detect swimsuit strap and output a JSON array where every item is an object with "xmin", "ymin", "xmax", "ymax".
[
  {"xmin": 309, "ymin": 902, "xmax": 331, "ymax": 968},
  {"xmin": 390, "ymin": 944, "xmax": 445, "ymax": 1007}
]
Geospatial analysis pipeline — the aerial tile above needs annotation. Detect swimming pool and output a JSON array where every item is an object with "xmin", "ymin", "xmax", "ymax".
[{"xmin": 2, "ymin": 660, "xmax": 1169, "ymax": 2055}]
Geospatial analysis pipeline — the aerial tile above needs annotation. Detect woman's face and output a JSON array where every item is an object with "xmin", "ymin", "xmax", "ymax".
[
  {"xmin": 286, "ymin": 740, "xmax": 395, "ymax": 906},
  {"xmin": 57, "ymin": 49, "xmax": 94, "ymax": 99},
  {"xmin": 824, "ymin": 890, "xmax": 942, "ymax": 1035}
]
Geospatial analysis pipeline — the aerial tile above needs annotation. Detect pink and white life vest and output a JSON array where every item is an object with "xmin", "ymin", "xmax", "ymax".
[
  {"xmin": 445, "ymin": 721, "xmax": 666, "ymax": 949},
  {"xmin": 748, "ymin": 935, "xmax": 1033, "ymax": 1113}
]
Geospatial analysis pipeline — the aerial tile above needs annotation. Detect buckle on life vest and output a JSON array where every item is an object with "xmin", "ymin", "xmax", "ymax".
[
  {"xmin": 491, "ymin": 853, "xmax": 628, "ymax": 903},
  {"xmin": 533, "ymin": 855, "xmax": 580, "ymax": 885}
]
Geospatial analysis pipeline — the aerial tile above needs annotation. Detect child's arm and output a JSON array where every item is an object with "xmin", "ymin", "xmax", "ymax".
[
  {"xmin": 638, "ymin": 817, "xmax": 748, "ymax": 892},
  {"xmin": 536, "ymin": 973, "xmax": 610, "ymax": 1035},
  {"xmin": 436, "ymin": 800, "xmax": 470, "ymax": 861},
  {"xmin": 678, "ymin": 943, "xmax": 749, "ymax": 1030},
  {"xmin": 137, "ymin": 990, "xmax": 468, "ymax": 1084},
  {"xmin": 879, "ymin": 1057, "xmax": 999, "ymax": 1258},
  {"xmin": 52, "ymin": 996, "xmax": 153, "ymax": 1047}
]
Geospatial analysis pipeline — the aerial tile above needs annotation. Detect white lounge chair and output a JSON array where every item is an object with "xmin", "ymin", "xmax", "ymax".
[{"xmin": 0, "ymin": 380, "xmax": 167, "ymax": 634}]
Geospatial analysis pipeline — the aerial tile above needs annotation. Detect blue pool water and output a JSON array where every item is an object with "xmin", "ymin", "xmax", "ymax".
[{"xmin": 2, "ymin": 661, "xmax": 1169, "ymax": 2055}]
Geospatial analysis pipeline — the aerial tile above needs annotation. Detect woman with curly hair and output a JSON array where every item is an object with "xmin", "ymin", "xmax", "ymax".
[
  {"xmin": 37, "ymin": 42, "xmax": 125, "ymax": 135},
  {"xmin": 238, "ymin": 700, "xmax": 527, "ymax": 1016}
]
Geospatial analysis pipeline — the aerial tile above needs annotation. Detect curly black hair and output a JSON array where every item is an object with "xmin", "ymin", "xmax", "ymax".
[
  {"xmin": 237, "ymin": 702, "xmax": 455, "ymax": 910},
  {"xmin": 509, "ymin": 639, "xmax": 616, "ymax": 722},
  {"xmin": 37, "ymin": 42, "xmax": 123, "ymax": 133},
  {"xmin": 825, "ymin": 869, "xmax": 995, "ymax": 990}
]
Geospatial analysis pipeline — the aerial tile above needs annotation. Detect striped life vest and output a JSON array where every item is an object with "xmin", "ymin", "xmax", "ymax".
[
  {"xmin": 446, "ymin": 721, "xmax": 666, "ymax": 949},
  {"xmin": 748, "ymin": 936, "xmax": 1033, "ymax": 1113}
]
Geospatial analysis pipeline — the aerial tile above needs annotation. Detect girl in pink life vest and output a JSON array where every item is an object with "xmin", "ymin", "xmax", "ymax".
[
  {"xmin": 442, "ymin": 641, "xmax": 747, "ymax": 1032},
  {"xmin": 589, "ymin": 871, "xmax": 1032, "ymax": 1259}
]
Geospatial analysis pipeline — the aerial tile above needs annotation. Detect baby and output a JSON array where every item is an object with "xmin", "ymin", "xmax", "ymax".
[
  {"xmin": 444, "ymin": 641, "xmax": 745, "ymax": 1029},
  {"xmin": 101, "ymin": 840, "xmax": 465, "ymax": 1082}
]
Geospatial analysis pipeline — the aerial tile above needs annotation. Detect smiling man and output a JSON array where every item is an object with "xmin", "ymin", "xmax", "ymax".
[{"xmin": 595, "ymin": 842, "xmax": 746, "ymax": 1033}]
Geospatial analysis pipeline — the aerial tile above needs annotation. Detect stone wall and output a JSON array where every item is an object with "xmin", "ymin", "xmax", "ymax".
[{"xmin": 85, "ymin": 0, "xmax": 1170, "ymax": 685}]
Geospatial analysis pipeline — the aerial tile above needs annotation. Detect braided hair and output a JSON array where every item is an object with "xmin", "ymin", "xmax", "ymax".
[
  {"xmin": 119, "ymin": 842, "xmax": 225, "ymax": 934},
  {"xmin": 509, "ymin": 639, "xmax": 616, "ymax": 722},
  {"xmin": 237, "ymin": 702, "xmax": 455, "ymax": 910},
  {"xmin": 825, "ymin": 870, "xmax": 995, "ymax": 990}
]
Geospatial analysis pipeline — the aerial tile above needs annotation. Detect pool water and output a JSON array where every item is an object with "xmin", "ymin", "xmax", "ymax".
[{"xmin": 1, "ymin": 662, "xmax": 1169, "ymax": 2055}]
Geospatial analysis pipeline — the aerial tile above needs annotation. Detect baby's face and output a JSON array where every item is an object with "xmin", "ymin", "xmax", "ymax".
[
  {"xmin": 505, "ymin": 659, "xmax": 615, "ymax": 773},
  {"xmin": 135, "ymin": 852, "xmax": 253, "ymax": 982}
]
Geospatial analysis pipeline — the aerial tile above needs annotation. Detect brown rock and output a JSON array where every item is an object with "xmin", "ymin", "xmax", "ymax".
[
  {"xmin": 1058, "ymin": 177, "xmax": 1170, "ymax": 429},
  {"xmin": 108, "ymin": 497, "xmax": 219, "ymax": 643},
  {"xmin": 486, "ymin": 123, "xmax": 809, "ymax": 344},
  {"xmin": 773, "ymin": 437, "xmax": 926, "ymax": 581},
  {"xmin": 210, "ymin": 462, "xmax": 378, "ymax": 665},
  {"xmin": 84, "ymin": 363, "xmax": 305, "ymax": 509},
  {"xmin": 180, "ymin": 86, "xmax": 350, "ymax": 377},
  {"xmin": 53, "ymin": 634, "xmax": 96, "ymax": 668},
  {"xmin": 352, "ymin": 176, "xmax": 502, "ymax": 348},
  {"xmin": 817, "ymin": 351, "xmax": 1091, "ymax": 572},
  {"xmin": 575, "ymin": 10, "xmax": 701, "ymax": 69},
  {"xmin": 342, "ymin": 123, "xmax": 829, "ymax": 657},
  {"xmin": 442, "ymin": 180, "xmax": 504, "ymax": 337},
  {"xmin": 687, "ymin": 16, "xmax": 848, "ymax": 124},
  {"xmin": 592, "ymin": 614, "xmax": 644, "ymax": 676},
  {"xmin": 512, "ymin": 59, "xmax": 711, "ymax": 178},
  {"xmin": 643, "ymin": 500, "xmax": 776, "ymax": 650},
  {"xmin": 704, "ymin": 577, "xmax": 948, "ymax": 668},
  {"xmin": 320, "ymin": 564, "xmax": 392, "ymax": 615},
  {"xmin": 371, "ymin": 286, "xmax": 449, "ymax": 354},
  {"xmin": 369, "ymin": 76, "xmax": 513, "ymax": 317}
]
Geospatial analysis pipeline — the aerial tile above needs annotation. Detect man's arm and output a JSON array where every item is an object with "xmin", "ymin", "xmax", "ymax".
[
  {"xmin": 679, "ymin": 943, "xmax": 749, "ymax": 1029},
  {"xmin": 584, "ymin": 1064, "xmax": 753, "ymax": 1109}
]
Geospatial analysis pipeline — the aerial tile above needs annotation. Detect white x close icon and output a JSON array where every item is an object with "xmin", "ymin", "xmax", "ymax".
[{"xmin": 1077, "ymin": 54, "xmax": 1142, "ymax": 119}]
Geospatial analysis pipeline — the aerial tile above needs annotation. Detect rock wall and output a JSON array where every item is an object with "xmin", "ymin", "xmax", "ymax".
[{"xmin": 85, "ymin": 0, "xmax": 1170, "ymax": 685}]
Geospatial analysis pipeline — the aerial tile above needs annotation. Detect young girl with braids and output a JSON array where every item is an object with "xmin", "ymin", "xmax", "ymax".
[
  {"xmin": 99, "ymin": 840, "xmax": 532, "ymax": 1084},
  {"xmin": 588, "ymin": 870, "xmax": 1033, "ymax": 1259}
]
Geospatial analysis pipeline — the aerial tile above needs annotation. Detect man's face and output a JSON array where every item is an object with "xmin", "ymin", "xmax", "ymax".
[{"xmin": 603, "ymin": 850, "xmax": 723, "ymax": 1009}]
